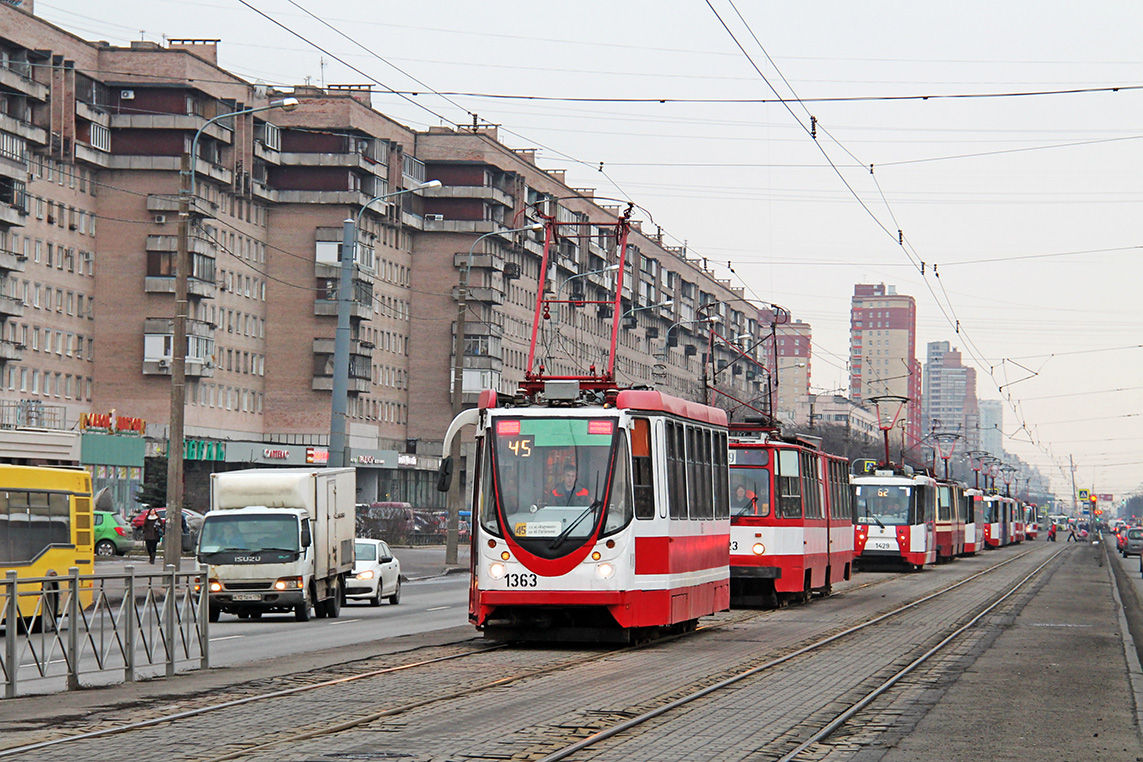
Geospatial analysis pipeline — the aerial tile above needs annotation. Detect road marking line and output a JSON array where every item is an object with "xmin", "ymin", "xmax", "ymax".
[
  {"xmin": 328, "ymin": 618, "xmax": 361, "ymax": 626},
  {"xmin": 211, "ymin": 635, "xmax": 245, "ymax": 641},
  {"xmin": 426, "ymin": 606, "xmax": 450, "ymax": 611}
]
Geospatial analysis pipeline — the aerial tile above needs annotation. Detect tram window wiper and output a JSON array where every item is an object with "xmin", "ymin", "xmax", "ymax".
[
  {"xmin": 865, "ymin": 507, "xmax": 884, "ymax": 529},
  {"xmin": 549, "ymin": 500, "xmax": 601, "ymax": 550}
]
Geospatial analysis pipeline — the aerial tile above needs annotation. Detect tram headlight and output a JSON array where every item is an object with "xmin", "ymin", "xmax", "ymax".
[
  {"xmin": 488, "ymin": 562, "xmax": 506, "ymax": 580},
  {"xmin": 752, "ymin": 543, "xmax": 765, "ymax": 556},
  {"xmin": 596, "ymin": 562, "xmax": 615, "ymax": 579},
  {"xmin": 591, "ymin": 551, "xmax": 602, "ymax": 561}
]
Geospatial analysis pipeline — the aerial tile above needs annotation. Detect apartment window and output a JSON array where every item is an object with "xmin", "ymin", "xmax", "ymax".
[
  {"xmin": 45, "ymin": 243, "xmax": 52, "ymax": 268},
  {"xmin": 31, "ymin": 369, "xmax": 38, "ymax": 394},
  {"xmin": 31, "ymin": 327, "xmax": 38, "ymax": 350},
  {"xmin": 19, "ymin": 368, "xmax": 26, "ymax": 391},
  {"xmin": 76, "ymin": 334, "xmax": 83, "ymax": 360}
]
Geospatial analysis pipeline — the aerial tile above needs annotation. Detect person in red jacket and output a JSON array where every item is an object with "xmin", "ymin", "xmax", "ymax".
[{"xmin": 551, "ymin": 463, "xmax": 590, "ymax": 505}]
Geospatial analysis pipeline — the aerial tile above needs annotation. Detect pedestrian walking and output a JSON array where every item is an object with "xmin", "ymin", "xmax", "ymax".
[
  {"xmin": 142, "ymin": 508, "xmax": 163, "ymax": 563},
  {"xmin": 1048, "ymin": 523, "xmax": 1057, "ymax": 542},
  {"xmin": 1066, "ymin": 524, "xmax": 1077, "ymax": 542}
]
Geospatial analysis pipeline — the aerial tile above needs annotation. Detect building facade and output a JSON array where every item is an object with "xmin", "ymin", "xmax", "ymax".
[
  {"xmin": 0, "ymin": 3, "xmax": 765, "ymax": 512},
  {"xmin": 849, "ymin": 283, "xmax": 922, "ymax": 459},
  {"xmin": 921, "ymin": 340, "xmax": 979, "ymax": 451}
]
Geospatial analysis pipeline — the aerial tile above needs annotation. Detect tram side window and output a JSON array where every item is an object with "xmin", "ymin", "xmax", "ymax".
[
  {"xmin": 691, "ymin": 429, "xmax": 712, "ymax": 519},
  {"xmin": 714, "ymin": 432, "xmax": 729, "ymax": 519},
  {"xmin": 802, "ymin": 452, "xmax": 823, "ymax": 519},
  {"xmin": 631, "ymin": 418, "xmax": 655, "ymax": 520},
  {"xmin": 912, "ymin": 487, "xmax": 933, "ymax": 525},
  {"xmin": 667, "ymin": 422, "xmax": 687, "ymax": 519},
  {"xmin": 476, "ymin": 442, "xmax": 501, "ymax": 536},
  {"xmin": 777, "ymin": 449, "xmax": 802, "ymax": 519},
  {"xmin": 602, "ymin": 435, "xmax": 634, "ymax": 535},
  {"xmin": 937, "ymin": 486, "xmax": 951, "ymax": 521}
]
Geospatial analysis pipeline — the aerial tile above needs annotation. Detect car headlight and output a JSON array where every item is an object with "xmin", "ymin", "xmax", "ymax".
[
  {"xmin": 273, "ymin": 576, "xmax": 304, "ymax": 591},
  {"xmin": 596, "ymin": 562, "xmax": 614, "ymax": 579},
  {"xmin": 488, "ymin": 562, "xmax": 506, "ymax": 579},
  {"xmin": 355, "ymin": 570, "xmax": 375, "ymax": 580},
  {"xmin": 208, "ymin": 579, "xmax": 222, "ymax": 593}
]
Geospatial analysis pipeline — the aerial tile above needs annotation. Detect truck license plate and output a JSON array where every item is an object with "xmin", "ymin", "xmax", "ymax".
[{"xmin": 232, "ymin": 593, "xmax": 262, "ymax": 601}]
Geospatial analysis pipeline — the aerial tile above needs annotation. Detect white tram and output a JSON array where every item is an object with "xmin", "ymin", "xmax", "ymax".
[{"xmin": 852, "ymin": 461, "xmax": 937, "ymax": 570}]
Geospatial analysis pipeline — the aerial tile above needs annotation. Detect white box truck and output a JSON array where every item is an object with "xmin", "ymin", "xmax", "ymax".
[{"xmin": 198, "ymin": 468, "xmax": 356, "ymax": 622}]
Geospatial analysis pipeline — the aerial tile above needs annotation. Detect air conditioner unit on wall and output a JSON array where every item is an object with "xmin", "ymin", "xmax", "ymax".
[
  {"xmin": 154, "ymin": 214, "xmax": 167, "ymax": 224},
  {"xmin": 120, "ymin": 89, "xmax": 135, "ymax": 100},
  {"xmin": 424, "ymin": 214, "xmax": 444, "ymax": 222},
  {"xmin": 157, "ymin": 358, "xmax": 170, "ymax": 369}
]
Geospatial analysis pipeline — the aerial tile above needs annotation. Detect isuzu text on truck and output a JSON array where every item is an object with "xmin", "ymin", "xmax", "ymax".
[{"xmin": 197, "ymin": 468, "xmax": 355, "ymax": 622}]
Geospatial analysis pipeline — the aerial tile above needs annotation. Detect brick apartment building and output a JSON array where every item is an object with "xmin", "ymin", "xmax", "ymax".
[{"xmin": 0, "ymin": 1, "xmax": 763, "ymax": 511}]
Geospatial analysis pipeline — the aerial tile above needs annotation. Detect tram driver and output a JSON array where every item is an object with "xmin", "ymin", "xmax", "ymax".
[
  {"xmin": 733, "ymin": 484, "xmax": 758, "ymax": 514},
  {"xmin": 551, "ymin": 463, "xmax": 591, "ymax": 505}
]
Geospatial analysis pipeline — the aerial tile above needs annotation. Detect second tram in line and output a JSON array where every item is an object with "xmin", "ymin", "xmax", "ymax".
[{"xmin": 728, "ymin": 427, "xmax": 853, "ymax": 606}]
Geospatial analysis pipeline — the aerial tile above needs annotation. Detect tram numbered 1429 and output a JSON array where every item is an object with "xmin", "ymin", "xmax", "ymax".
[
  {"xmin": 441, "ymin": 386, "xmax": 731, "ymax": 642},
  {"xmin": 852, "ymin": 461, "xmax": 937, "ymax": 570}
]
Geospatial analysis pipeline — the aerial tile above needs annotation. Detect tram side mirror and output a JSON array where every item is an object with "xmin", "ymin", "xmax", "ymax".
[{"xmin": 437, "ymin": 456, "xmax": 454, "ymax": 492}]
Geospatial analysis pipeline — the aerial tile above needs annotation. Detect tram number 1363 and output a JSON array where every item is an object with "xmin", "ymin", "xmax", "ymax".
[{"xmin": 505, "ymin": 572, "xmax": 538, "ymax": 588}]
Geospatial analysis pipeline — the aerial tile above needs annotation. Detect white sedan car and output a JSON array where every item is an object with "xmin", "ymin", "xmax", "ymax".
[{"xmin": 346, "ymin": 538, "xmax": 402, "ymax": 606}]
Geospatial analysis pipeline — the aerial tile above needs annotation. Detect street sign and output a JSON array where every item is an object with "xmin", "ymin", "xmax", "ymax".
[{"xmin": 1078, "ymin": 489, "xmax": 1090, "ymax": 501}]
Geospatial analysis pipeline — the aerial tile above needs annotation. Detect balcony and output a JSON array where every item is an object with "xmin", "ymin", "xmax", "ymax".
[
  {"xmin": 0, "ymin": 339, "xmax": 23, "ymax": 363},
  {"xmin": 75, "ymin": 99, "xmax": 110, "ymax": 127},
  {"xmin": 453, "ymin": 252, "xmax": 505, "ymax": 271},
  {"xmin": 278, "ymin": 152, "xmax": 388, "ymax": 178},
  {"xmin": 0, "ymin": 248, "xmax": 27, "ymax": 274},
  {"xmin": 253, "ymin": 140, "xmax": 280, "ymax": 164},
  {"xmin": 457, "ymin": 285, "xmax": 504, "ymax": 306},
  {"xmin": 74, "ymin": 143, "xmax": 112, "ymax": 168},
  {"xmin": 109, "ymin": 155, "xmax": 232, "ymax": 187},
  {"xmin": 142, "ymin": 317, "xmax": 215, "ymax": 377},
  {"xmin": 311, "ymin": 376, "xmax": 371, "ymax": 394},
  {"xmin": 145, "ymin": 274, "xmax": 218, "ymax": 300},
  {"xmin": 313, "ymin": 298, "xmax": 373, "ymax": 320},
  {"xmin": 0, "ymin": 293, "xmax": 24, "ymax": 319},
  {"xmin": 433, "ymin": 184, "xmax": 513, "ymax": 207},
  {"xmin": 0, "ymin": 113, "xmax": 46, "ymax": 145},
  {"xmin": 109, "ymin": 113, "xmax": 231, "ymax": 141},
  {"xmin": 0, "ymin": 66, "xmax": 48, "ymax": 101},
  {"xmin": 0, "ymin": 203, "xmax": 23, "ymax": 228},
  {"xmin": 312, "ymin": 337, "xmax": 375, "ymax": 360},
  {"xmin": 275, "ymin": 189, "xmax": 374, "ymax": 206}
]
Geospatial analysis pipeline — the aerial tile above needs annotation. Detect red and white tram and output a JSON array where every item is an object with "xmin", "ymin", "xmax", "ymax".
[
  {"xmin": 982, "ymin": 494, "xmax": 1020, "ymax": 548},
  {"xmin": 445, "ymin": 388, "xmax": 730, "ymax": 641},
  {"xmin": 728, "ymin": 427, "xmax": 852, "ymax": 606},
  {"xmin": 852, "ymin": 462, "xmax": 937, "ymax": 570},
  {"xmin": 934, "ymin": 480, "xmax": 966, "ymax": 562},
  {"xmin": 1023, "ymin": 505, "xmax": 1039, "ymax": 540},
  {"xmin": 961, "ymin": 488, "xmax": 984, "ymax": 555}
]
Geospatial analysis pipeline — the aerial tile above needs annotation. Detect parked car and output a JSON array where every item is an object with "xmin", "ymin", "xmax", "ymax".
[
  {"xmin": 130, "ymin": 507, "xmax": 205, "ymax": 553},
  {"xmin": 94, "ymin": 511, "xmax": 133, "ymax": 557},
  {"xmin": 1124, "ymin": 527, "xmax": 1143, "ymax": 558},
  {"xmin": 345, "ymin": 538, "xmax": 401, "ymax": 606}
]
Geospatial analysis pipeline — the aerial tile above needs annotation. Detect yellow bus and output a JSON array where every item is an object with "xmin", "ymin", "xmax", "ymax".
[{"xmin": 0, "ymin": 465, "xmax": 95, "ymax": 628}]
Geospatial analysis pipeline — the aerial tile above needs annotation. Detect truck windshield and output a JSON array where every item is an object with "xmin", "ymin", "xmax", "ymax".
[
  {"xmin": 854, "ymin": 485, "xmax": 913, "ymax": 526},
  {"xmin": 489, "ymin": 416, "xmax": 626, "ymax": 557},
  {"xmin": 199, "ymin": 515, "xmax": 299, "ymax": 553}
]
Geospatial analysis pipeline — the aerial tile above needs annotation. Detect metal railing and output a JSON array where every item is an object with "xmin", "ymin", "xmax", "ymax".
[{"xmin": 1, "ymin": 565, "xmax": 209, "ymax": 698}]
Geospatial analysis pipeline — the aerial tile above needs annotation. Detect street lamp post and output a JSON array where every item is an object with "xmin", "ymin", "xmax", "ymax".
[
  {"xmin": 446, "ymin": 222, "xmax": 544, "ymax": 565},
  {"xmin": 165, "ymin": 96, "xmax": 298, "ymax": 569},
  {"xmin": 330, "ymin": 180, "xmax": 442, "ymax": 469}
]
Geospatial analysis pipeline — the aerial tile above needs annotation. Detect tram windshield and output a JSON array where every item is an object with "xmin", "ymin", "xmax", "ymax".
[
  {"xmin": 854, "ymin": 485, "xmax": 914, "ymax": 526},
  {"xmin": 489, "ymin": 416, "xmax": 630, "ymax": 555},
  {"xmin": 730, "ymin": 448, "xmax": 770, "ymax": 517}
]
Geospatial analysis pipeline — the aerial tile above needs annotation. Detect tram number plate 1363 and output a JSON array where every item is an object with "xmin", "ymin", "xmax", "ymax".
[{"xmin": 505, "ymin": 573, "xmax": 538, "ymax": 588}]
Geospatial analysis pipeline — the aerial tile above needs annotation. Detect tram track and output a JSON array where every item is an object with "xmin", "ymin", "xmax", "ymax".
[
  {"xmin": 0, "ymin": 547, "xmax": 1047, "ymax": 761},
  {"xmin": 531, "ymin": 545, "xmax": 1062, "ymax": 762}
]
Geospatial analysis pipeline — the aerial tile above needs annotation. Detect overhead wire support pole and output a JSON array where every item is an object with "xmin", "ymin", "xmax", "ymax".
[
  {"xmin": 165, "ymin": 97, "xmax": 298, "ymax": 570},
  {"xmin": 331, "ymin": 180, "xmax": 442, "ymax": 469}
]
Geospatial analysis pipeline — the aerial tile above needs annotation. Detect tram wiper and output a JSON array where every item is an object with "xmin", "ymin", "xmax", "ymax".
[
  {"xmin": 864, "ymin": 508, "xmax": 884, "ymax": 529},
  {"xmin": 549, "ymin": 500, "xmax": 601, "ymax": 550}
]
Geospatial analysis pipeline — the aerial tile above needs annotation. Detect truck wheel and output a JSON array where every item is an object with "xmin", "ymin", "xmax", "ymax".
[
  {"xmin": 388, "ymin": 579, "xmax": 401, "ymax": 605},
  {"xmin": 208, "ymin": 606, "xmax": 220, "ymax": 623},
  {"xmin": 325, "ymin": 579, "xmax": 342, "ymax": 619},
  {"xmin": 295, "ymin": 591, "xmax": 312, "ymax": 622}
]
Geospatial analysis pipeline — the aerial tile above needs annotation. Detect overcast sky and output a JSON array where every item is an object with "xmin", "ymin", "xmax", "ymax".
[{"xmin": 36, "ymin": 0, "xmax": 1143, "ymax": 500}]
